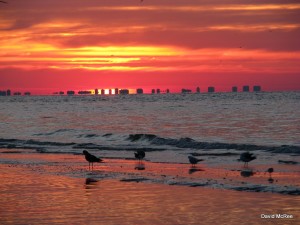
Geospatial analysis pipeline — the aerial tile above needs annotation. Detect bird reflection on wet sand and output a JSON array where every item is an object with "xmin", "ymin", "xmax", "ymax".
[
  {"xmin": 85, "ymin": 178, "xmax": 98, "ymax": 189},
  {"xmin": 134, "ymin": 162, "xmax": 145, "ymax": 170},
  {"xmin": 240, "ymin": 169, "xmax": 255, "ymax": 177},
  {"xmin": 85, "ymin": 178, "xmax": 98, "ymax": 185},
  {"xmin": 189, "ymin": 167, "xmax": 204, "ymax": 174}
]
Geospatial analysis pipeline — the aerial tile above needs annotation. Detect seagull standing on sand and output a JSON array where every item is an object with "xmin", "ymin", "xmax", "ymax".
[
  {"xmin": 83, "ymin": 150, "xmax": 103, "ymax": 170},
  {"xmin": 239, "ymin": 152, "xmax": 256, "ymax": 167},
  {"xmin": 134, "ymin": 150, "xmax": 145, "ymax": 161},
  {"xmin": 267, "ymin": 167, "xmax": 274, "ymax": 177},
  {"xmin": 267, "ymin": 167, "xmax": 274, "ymax": 183},
  {"xmin": 188, "ymin": 155, "xmax": 204, "ymax": 166}
]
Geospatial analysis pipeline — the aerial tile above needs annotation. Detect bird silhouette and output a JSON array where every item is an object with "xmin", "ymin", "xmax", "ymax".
[
  {"xmin": 188, "ymin": 155, "xmax": 204, "ymax": 166},
  {"xmin": 239, "ymin": 152, "xmax": 256, "ymax": 167},
  {"xmin": 83, "ymin": 150, "xmax": 102, "ymax": 170},
  {"xmin": 0, "ymin": 1, "xmax": 8, "ymax": 3},
  {"xmin": 134, "ymin": 150, "xmax": 145, "ymax": 161},
  {"xmin": 267, "ymin": 169, "xmax": 275, "ymax": 183},
  {"xmin": 267, "ymin": 167, "xmax": 274, "ymax": 174},
  {"xmin": 267, "ymin": 167, "xmax": 274, "ymax": 181}
]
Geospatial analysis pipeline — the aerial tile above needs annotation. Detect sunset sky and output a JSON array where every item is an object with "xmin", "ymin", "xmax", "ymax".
[{"xmin": 0, "ymin": 0, "xmax": 299, "ymax": 94}]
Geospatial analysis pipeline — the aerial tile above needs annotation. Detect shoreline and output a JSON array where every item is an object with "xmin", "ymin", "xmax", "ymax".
[
  {"xmin": 0, "ymin": 149, "xmax": 299, "ymax": 195},
  {"xmin": 0, "ymin": 157, "xmax": 299, "ymax": 225}
]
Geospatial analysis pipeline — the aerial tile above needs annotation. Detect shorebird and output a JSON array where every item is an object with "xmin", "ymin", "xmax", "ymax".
[
  {"xmin": 268, "ymin": 168, "xmax": 274, "ymax": 183},
  {"xmin": 267, "ymin": 167, "xmax": 274, "ymax": 175},
  {"xmin": 83, "ymin": 150, "xmax": 102, "ymax": 170},
  {"xmin": 188, "ymin": 155, "xmax": 204, "ymax": 166},
  {"xmin": 267, "ymin": 167, "xmax": 274, "ymax": 178},
  {"xmin": 239, "ymin": 152, "xmax": 256, "ymax": 167},
  {"xmin": 134, "ymin": 150, "xmax": 145, "ymax": 161}
]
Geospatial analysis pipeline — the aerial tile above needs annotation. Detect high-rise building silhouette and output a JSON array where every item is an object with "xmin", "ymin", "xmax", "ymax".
[
  {"xmin": 208, "ymin": 87, "xmax": 215, "ymax": 93},
  {"xmin": 151, "ymin": 89, "xmax": 155, "ymax": 94},
  {"xmin": 196, "ymin": 87, "xmax": 200, "ymax": 93},
  {"xmin": 253, "ymin": 86, "xmax": 261, "ymax": 92},
  {"xmin": 78, "ymin": 91, "xmax": 91, "ymax": 95},
  {"xmin": 181, "ymin": 89, "xmax": 191, "ymax": 93},
  {"xmin": 0, "ymin": 91, "xmax": 6, "ymax": 96},
  {"xmin": 119, "ymin": 89, "xmax": 129, "ymax": 95},
  {"xmin": 156, "ymin": 89, "xmax": 160, "ymax": 94},
  {"xmin": 232, "ymin": 86, "xmax": 238, "ymax": 92},
  {"xmin": 95, "ymin": 89, "xmax": 98, "ymax": 95},
  {"xmin": 115, "ymin": 88, "xmax": 119, "ymax": 95},
  {"xmin": 243, "ymin": 85, "xmax": 250, "ymax": 92},
  {"xmin": 136, "ymin": 88, "xmax": 143, "ymax": 94},
  {"xmin": 67, "ymin": 90, "xmax": 75, "ymax": 95}
]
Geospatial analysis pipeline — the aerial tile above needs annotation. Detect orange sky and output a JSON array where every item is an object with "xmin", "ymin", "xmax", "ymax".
[{"xmin": 0, "ymin": 0, "xmax": 300, "ymax": 94}]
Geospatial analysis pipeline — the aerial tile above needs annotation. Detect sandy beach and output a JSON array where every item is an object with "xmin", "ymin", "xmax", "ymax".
[
  {"xmin": 0, "ymin": 149, "xmax": 299, "ymax": 225},
  {"xmin": 1, "ymin": 0, "xmax": 300, "ymax": 224}
]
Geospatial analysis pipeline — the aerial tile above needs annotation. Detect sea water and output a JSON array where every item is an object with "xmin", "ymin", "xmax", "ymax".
[{"xmin": 0, "ymin": 92, "xmax": 299, "ymax": 164}]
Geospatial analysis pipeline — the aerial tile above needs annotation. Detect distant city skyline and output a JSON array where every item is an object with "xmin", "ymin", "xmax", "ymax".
[
  {"xmin": 0, "ymin": 0, "xmax": 300, "ymax": 94},
  {"xmin": 1, "ymin": 84, "xmax": 265, "ymax": 96}
]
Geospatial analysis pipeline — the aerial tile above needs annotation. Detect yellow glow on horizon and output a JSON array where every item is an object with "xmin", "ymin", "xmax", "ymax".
[
  {"xmin": 68, "ymin": 57, "xmax": 141, "ymax": 64},
  {"xmin": 33, "ymin": 21, "xmax": 83, "ymax": 29},
  {"xmin": 64, "ymin": 46, "xmax": 179, "ymax": 57},
  {"xmin": 215, "ymin": 4, "xmax": 300, "ymax": 11},
  {"xmin": 0, "ymin": 42, "xmax": 56, "ymax": 53},
  {"xmin": 86, "ymin": 4, "xmax": 300, "ymax": 12},
  {"xmin": 1, "ymin": 46, "xmax": 300, "ymax": 74},
  {"xmin": 1, "ymin": 32, "xmax": 300, "ymax": 73},
  {"xmin": 208, "ymin": 24, "xmax": 300, "ymax": 32},
  {"xmin": 69, "ymin": 65, "xmax": 152, "ymax": 71}
]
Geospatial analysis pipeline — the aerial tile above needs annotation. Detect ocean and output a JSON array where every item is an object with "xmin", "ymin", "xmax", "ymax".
[{"xmin": 0, "ymin": 91, "xmax": 299, "ymax": 165}]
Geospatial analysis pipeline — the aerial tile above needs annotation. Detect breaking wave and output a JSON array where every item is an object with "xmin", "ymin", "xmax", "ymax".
[
  {"xmin": 0, "ymin": 133, "xmax": 299, "ymax": 154},
  {"xmin": 34, "ymin": 129, "xmax": 75, "ymax": 136},
  {"xmin": 127, "ymin": 134, "xmax": 300, "ymax": 154}
]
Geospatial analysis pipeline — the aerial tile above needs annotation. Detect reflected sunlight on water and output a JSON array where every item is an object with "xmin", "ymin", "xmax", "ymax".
[
  {"xmin": 1, "ymin": 92, "xmax": 299, "ymax": 146},
  {"xmin": 0, "ymin": 165, "xmax": 298, "ymax": 225}
]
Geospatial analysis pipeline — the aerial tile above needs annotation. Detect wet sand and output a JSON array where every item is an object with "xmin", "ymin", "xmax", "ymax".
[{"xmin": 0, "ymin": 150, "xmax": 299, "ymax": 224}]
